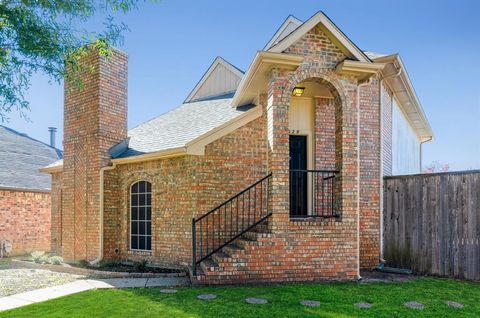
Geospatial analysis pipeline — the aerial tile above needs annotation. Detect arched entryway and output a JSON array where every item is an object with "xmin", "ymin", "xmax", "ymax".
[
  {"xmin": 285, "ymin": 77, "xmax": 344, "ymax": 218},
  {"xmin": 266, "ymin": 66, "xmax": 359, "ymax": 231}
]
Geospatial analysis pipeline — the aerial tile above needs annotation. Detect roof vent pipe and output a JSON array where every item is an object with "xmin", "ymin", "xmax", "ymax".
[{"xmin": 48, "ymin": 127, "xmax": 57, "ymax": 148}]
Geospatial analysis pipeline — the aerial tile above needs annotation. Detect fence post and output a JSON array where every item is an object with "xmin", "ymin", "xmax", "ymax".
[{"xmin": 192, "ymin": 218, "xmax": 197, "ymax": 276}]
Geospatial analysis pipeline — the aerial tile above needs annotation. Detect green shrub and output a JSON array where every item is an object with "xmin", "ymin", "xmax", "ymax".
[
  {"xmin": 133, "ymin": 260, "xmax": 147, "ymax": 272},
  {"xmin": 30, "ymin": 251, "xmax": 45, "ymax": 262},
  {"xmin": 48, "ymin": 256, "xmax": 64, "ymax": 265},
  {"xmin": 37, "ymin": 255, "xmax": 50, "ymax": 264},
  {"xmin": 78, "ymin": 260, "xmax": 89, "ymax": 268},
  {"xmin": 99, "ymin": 260, "xmax": 120, "ymax": 269}
]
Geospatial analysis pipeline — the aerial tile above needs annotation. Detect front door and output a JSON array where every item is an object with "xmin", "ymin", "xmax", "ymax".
[{"xmin": 289, "ymin": 135, "xmax": 308, "ymax": 216}]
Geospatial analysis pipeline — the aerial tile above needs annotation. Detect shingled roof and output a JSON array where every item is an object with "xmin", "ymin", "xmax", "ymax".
[
  {"xmin": 113, "ymin": 97, "xmax": 253, "ymax": 159},
  {"xmin": 0, "ymin": 126, "xmax": 62, "ymax": 191}
]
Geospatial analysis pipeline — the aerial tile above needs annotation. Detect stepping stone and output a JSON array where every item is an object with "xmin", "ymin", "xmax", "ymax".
[
  {"xmin": 445, "ymin": 301, "xmax": 464, "ymax": 308},
  {"xmin": 197, "ymin": 294, "xmax": 217, "ymax": 300},
  {"xmin": 245, "ymin": 297, "xmax": 268, "ymax": 304},
  {"xmin": 300, "ymin": 300, "xmax": 320, "ymax": 307},
  {"xmin": 404, "ymin": 301, "xmax": 424, "ymax": 310},
  {"xmin": 355, "ymin": 302, "xmax": 372, "ymax": 309},
  {"xmin": 160, "ymin": 289, "xmax": 177, "ymax": 294}
]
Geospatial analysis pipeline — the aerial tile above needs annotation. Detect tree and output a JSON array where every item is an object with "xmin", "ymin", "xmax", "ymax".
[
  {"xmin": 0, "ymin": 0, "xmax": 147, "ymax": 121},
  {"xmin": 423, "ymin": 161, "xmax": 450, "ymax": 174}
]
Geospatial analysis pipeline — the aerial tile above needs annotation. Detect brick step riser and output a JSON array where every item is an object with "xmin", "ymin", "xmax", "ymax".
[{"xmin": 242, "ymin": 232, "xmax": 273, "ymax": 241}]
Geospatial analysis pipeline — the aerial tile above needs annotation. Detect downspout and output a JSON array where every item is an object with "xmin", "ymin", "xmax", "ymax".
[
  {"xmin": 378, "ymin": 64, "xmax": 402, "ymax": 261},
  {"xmin": 379, "ymin": 79, "xmax": 384, "ymax": 260},
  {"xmin": 90, "ymin": 163, "xmax": 117, "ymax": 266},
  {"xmin": 356, "ymin": 76, "xmax": 374, "ymax": 280}
]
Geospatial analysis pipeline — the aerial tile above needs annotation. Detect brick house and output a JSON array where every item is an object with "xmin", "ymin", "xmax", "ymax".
[
  {"xmin": 42, "ymin": 11, "xmax": 433, "ymax": 284},
  {"xmin": 0, "ymin": 126, "xmax": 62, "ymax": 255}
]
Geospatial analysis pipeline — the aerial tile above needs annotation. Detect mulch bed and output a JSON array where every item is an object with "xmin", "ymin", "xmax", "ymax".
[
  {"xmin": 360, "ymin": 269, "xmax": 416, "ymax": 283},
  {"xmin": 10, "ymin": 259, "xmax": 187, "ymax": 279}
]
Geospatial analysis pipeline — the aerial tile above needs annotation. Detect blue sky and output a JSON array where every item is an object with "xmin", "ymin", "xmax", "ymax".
[{"xmin": 6, "ymin": 0, "xmax": 480, "ymax": 170}]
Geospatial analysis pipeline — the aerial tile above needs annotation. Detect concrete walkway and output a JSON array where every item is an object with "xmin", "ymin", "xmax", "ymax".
[{"xmin": 0, "ymin": 277, "xmax": 189, "ymax": 312}]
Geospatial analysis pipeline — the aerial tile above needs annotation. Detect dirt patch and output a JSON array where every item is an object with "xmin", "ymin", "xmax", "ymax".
[
  {"xmin": 360, "ymin": 270, "xmax": 416, "ymax": 283},
  {"xmin": 83, "ymin": 262, "xmax": 181, "ymax": 274}
]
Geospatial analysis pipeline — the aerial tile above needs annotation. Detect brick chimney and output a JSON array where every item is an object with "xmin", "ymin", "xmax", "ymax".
[{"xmin": 61, "ymin": 47, "xmax": 128, "ymax": 262}]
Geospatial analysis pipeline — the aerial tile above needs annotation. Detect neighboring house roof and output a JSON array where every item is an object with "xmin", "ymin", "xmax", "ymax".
[
  {"xmin": 114, "ymin": 98, "xmax": 256, "ymax": 159},
  {"xmin": 184, "ymin": 57, "xmax": 244, "ymax": 103},
  {"xmin": 0, "ymin": 126, "xmax": 62, "ymax": 191}
]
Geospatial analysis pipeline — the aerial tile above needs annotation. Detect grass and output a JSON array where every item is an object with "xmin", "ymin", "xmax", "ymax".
[{"xmin": 1, "ymin": 278, "xmax": 479, "ymax": 317}]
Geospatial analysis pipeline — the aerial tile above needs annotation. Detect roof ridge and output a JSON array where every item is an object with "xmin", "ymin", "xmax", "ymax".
[
  {"xmin": 0, "ymin": 125, "xmax": 63, "ymax": 155},
  {"xmin": 264, "ymin": 14, "xmax": 303, "ymax": 50}
]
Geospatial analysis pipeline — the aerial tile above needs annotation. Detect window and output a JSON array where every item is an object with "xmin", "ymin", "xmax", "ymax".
[{"xmin": 130, "ymin": 181, "xmax": 152, "ymax": 251}]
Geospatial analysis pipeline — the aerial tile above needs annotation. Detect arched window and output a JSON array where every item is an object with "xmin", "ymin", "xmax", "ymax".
[{"xmin": 130, "ymin": 181, "xmax": 152, "ymax": 251}]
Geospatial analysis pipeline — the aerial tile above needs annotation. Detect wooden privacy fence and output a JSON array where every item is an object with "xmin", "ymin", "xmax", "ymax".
[{"xmin": 383, "ymin": 170, "xmax": 480, "ymax": 280}]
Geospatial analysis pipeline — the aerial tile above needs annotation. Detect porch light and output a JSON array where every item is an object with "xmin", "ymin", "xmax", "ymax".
[{"xmin": 292, "ymin": 87, "xmax": 305, "ymax": 97}]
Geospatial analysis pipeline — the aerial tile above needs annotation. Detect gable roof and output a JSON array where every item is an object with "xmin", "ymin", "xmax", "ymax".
[
  {"xmin": 184, "ymin": 57, "xmax": 244, "ymax": 103},
  {"xmin": 264, "ymin": 15, "xmax": 303, "ymax": 50},
  {"xmin": 268, "ymin": 11, "xmax": 371, "ymax": 63},
  {"xmin": 0, "ymin": 126, "xmax": 62, "ymax": 191},
  {"xmin": 42, "ymin": 11, "xmax": 433, "ymax": 170},
  {"xmin": 232, "ymin": 51, "xmax": 304, "ymax": 107}
]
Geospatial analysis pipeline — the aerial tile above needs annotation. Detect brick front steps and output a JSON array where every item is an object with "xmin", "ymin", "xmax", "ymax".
[{"xmin": 193, "ymin": 227, "xmax": 284, "ymax": 285}]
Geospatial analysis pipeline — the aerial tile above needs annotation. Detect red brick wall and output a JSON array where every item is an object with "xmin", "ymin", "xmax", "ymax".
[
  {"xmin": 0, "ymin": 189, "xmax": 51, "ymax": 255},
  {"xmin": 315, "ymin": 97, "xmax": 336, "ymax": 170},
  {"xmin": 104, "ymin": 155, "xmax": 196, "ymax": 267},
  {"xmin": 62, "ymin": 47, "xmax": 128, "ymax": 262},
  {"xmin": 50, "ymin": 172, "xmax": 63, "ymax": 254},
  {"xmin": 51, "ymin": 23, "xmax": 382, "ymax": 282},
  {"xmin": 359, "ymin": 78, "xmax": 381, "ymax": 268},
  {"xmin": 102, "ymin": 116, "xmax": 268, "ymax": 267},
  {"xmin": 263, "ymin": 25, "xmax": 361, "ymax": 281}
]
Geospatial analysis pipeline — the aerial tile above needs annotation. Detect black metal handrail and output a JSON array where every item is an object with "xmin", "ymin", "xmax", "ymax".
[
  {"xmin": 289, "ymin": 169, "xmax": 339, "ymax": 218},
  {"xmin": 192, "ymin": 173, "xmax": 272, "ymax": 275}
]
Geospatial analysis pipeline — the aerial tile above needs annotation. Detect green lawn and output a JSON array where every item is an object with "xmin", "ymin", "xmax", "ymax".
[{"xmin": 1, "ymin": 278, "xmax": 479, "ymax": 318}]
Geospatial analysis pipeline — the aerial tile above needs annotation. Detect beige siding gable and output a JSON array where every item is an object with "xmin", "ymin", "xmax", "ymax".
[{"xmin": 185, "ymin": 57, "xmax": 243, "ymax": 103}]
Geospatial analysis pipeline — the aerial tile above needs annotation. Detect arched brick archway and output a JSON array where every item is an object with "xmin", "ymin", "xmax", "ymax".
[
  {"xmin": 268, "ymin": 66, "xmax": 356, "ymax": 218},
  {"xmin": 280, "ymin": 68, "xmax": 350, "ymax": 109},
  {"xmin": 266, "ymin": 66, "xmax": 360, "ymax": 271}
]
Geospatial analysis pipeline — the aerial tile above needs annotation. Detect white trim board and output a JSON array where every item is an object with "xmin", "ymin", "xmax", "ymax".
[{"xmin": 264, "ymin": 15, "xmax": 303, "ymax": 50}]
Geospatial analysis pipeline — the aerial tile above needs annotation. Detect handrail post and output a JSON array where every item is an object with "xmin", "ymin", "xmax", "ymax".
[{"xmin": 192, "ymin": 218, "xmax": 197, "ymax": 276}]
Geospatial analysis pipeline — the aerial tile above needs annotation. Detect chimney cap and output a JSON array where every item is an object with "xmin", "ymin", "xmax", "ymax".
[{"xmin": 48, "ymin": 127, "xmax": 57, "ymax": 132}]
